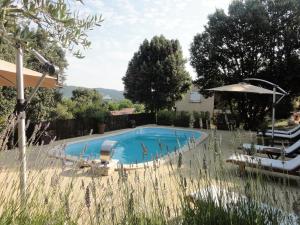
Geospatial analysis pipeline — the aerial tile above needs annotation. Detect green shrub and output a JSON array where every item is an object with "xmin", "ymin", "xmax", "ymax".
[
  {"xmin": 157, "ymin": 111, "xmax": 175, "ymax": 125},
  {"xmin": 89, "ymin": 109, "xmax": 108, "ymax": 124},
  {"xmin": 201, "ymin": 111, "xmax": 210, "ymax": 129},
  {"xmin": 174, "ymin": 111, "xmax": 191, "ymax": 127},
  {"xmin": 182, "ymin": 196, "xmax": 287, "ymax": 225},
  {"xmin": 193, "ymin": 111, "xmax": 201, "ymax": 128},
  {"xmin": 74, "ymin": 104, "xmax": 108, "ymax": 123}
]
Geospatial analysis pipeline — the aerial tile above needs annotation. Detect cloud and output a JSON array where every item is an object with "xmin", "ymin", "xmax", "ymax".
[{"xmin": 66, "ymin": 0, "xmax": 231, "ymax": 90}]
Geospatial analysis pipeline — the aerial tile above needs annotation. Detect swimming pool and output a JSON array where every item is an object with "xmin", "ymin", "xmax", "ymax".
[{"xmin": 64, "ymin": 127, "xmax": 202, "ymax": 164}]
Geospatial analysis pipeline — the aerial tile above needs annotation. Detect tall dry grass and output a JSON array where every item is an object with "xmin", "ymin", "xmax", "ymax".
[{"xmin": 0, "ymin": 118, "xmax": 299, "ymax": 224}]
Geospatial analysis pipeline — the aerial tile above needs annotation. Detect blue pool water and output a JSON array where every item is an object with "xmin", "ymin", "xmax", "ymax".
[{"xmin": 65, "ymin": 127, "xmax": 201, "ymax": 164}]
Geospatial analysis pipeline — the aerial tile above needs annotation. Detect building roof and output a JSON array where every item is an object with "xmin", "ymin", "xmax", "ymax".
[{"xmin": 110, "ymin": 108, "xmax": 135, "ymax": 116}]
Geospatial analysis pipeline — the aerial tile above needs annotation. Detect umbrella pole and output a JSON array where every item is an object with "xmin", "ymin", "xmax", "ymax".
[
  {"xmin": 16, "ymin": 45, "xmax": 27, "ymax": 204},
  {"xmin": 271, "ymin": 86, "xmax": 276, "ymax": 146}
]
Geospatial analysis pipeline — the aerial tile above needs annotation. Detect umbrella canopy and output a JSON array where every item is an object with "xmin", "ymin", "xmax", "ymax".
[
  {"xmin": 0, "ymin": 59, "xmax": 57, "ymax": 88},
  {"xmin": 207, "ymin": 83, "xmax": 283, "ymax": 95}
]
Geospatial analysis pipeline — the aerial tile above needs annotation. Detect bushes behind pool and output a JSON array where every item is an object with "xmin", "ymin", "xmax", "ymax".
[
  {"xmin": 157, "ymin": 110, "xmax": 191, "ymax": 127},
  {"xmin": 174, "ymin": 111, "xmax": 191, "ymax": 127},
  {"xmin": 157, "ymin": 110, "xmax": 175, "ymax": 125}
]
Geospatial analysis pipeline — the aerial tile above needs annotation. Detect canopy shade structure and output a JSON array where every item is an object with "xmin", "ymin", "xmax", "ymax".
[
  {"xmin": 0, "ymin": 59, "xmax": 57, "ymax": 88},
  {"xmin": 207, "ymin": 83, "xmax": 283, "ymax": 95},
  {"xmin": 208, "ymin": 80, "xmax": 288, "ymax": 147}
]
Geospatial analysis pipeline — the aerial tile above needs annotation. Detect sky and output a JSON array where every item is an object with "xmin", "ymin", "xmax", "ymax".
[{"xmin": 66, "ymin": 0, "xmax": 232, "ymax": 91}]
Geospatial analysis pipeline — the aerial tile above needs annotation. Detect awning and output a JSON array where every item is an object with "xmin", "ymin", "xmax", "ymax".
[
  {"xmin": 207, "ymin": 83, "xmax": 283, "ymax": 95},
  {"xmin": 0, "ymin": 59, "xmax": 57, "ymax": 88}
]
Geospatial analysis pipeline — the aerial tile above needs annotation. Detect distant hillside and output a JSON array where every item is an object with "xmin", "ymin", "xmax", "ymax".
[{"xmin": 60, "ymin": 85, "xmax": 124, "ymax": 101}]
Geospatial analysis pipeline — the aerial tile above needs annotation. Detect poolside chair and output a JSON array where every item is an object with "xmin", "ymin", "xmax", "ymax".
[
  {"xmin": 265, "ymin": 124, "xmax": 300, "ymax": 135},
  {"xmin": 241, "ymin": 139, "xmax": 300, "ymax": 159},
  {"xmin": 258, "ymin": 125, "xmax": 300, "ymax": 140},
  {"xmin": 226, "ymin": 154, "xmax": 300, "ymax": 176}
]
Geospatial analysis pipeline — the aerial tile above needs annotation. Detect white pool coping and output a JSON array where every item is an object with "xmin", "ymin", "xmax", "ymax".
[{"xmin": 48, "ymin": 125, "xmax": 208, "ymax": 170}]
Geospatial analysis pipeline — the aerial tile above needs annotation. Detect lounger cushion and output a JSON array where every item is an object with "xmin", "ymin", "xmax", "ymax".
[{"xmin": 227, "ymin": 154, "xmax": 300, "ymax": 171}]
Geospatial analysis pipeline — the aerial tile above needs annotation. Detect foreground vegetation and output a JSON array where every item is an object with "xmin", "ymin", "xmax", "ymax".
[{"xmin": 0, "ymin": 127, "xmax": 298, "ymax": 225}]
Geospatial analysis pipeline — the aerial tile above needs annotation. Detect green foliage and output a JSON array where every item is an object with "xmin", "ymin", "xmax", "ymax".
[
  {"xmin": 123, "ymin": 35, "xmax": 192, "ymax": 112},
  {"xmin": 133, "ymin": 103, "xmax": 145, "ymax": 113},
  {"xmin": 192, "ymin": 111, "xmax": 201, "ymax": 128},
  {"xmin": 85, "ymin": 106, "xmax": 107, "ymax": 124},
  {"xmin": 118, "ymin": 99, "xmax": 134, "ymax": 109},
  {"xmin": 107, "ymin": 101, "xmax": 119, "ymax": 111},
  {"xmin": 120, "ymin": 213, "xmax": 166, "ymax": 225},
  {"xmin": 174, "ymin": 111, "xmax": 191, "ymax": 127},
  {"xmin": 107, "ymin": 99, "xmax": 145, "ymax": 113},
  {"xmin": 190, "ymin": 0, "xmax": 300, "ymax": 130},
  {"xmin": 0, "ymin": 0, "xmax": 103, "ymax": 57},
  {"xmin": 71, "ymin": 88, "xmax": 103, "ymax": 119},
  {"xmin": 0, "ymin": 207, "xmax": 77, "ymax": 225},
  {"xmin": 157, "ymin": 110, "xmax": 175, "ymax": 126},
  {"xmin": 54, "ymin": 98, "xmax": 75, "ymax": 120},
  {"xmin": 71, "ymin": 88, "xmax": 103, "ymax": 105},
  {"xmin": 182, "ymin": 197, "xmax": 286, "ymax": 225},
  {"xmin": 67, "ymin": 88, "xmax": 109, "ymax": 121},
  {"xmin": 0, "ymin": 28, "xmax": 68, "ymax": 124},
  {"xmin": 26, "ymin": 88, "xmax": 62, "ymax": 123}
]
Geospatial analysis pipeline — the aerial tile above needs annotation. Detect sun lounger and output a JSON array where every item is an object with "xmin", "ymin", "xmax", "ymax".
[
  {"xmin": 258, "ymin": 126, "xmax": 300, "ymax": 140},
  {"xmin": 262, "ymin": 124, "xmax": 300, "ymax": 135},
  {"xmin": 241, "ymin": 139, "xmax": 300, "ymax": 158},
  {"xmin": 226, "ymin": 154, "xmax": 300, "ymax": 176}
]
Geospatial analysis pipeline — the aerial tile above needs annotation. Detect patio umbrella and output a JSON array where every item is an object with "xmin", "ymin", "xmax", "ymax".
[
  {"xmin": 208, "ymin": 82, "xmax": 287, "ymax": 145},
  {"xmin": 0, "ymin": 59, "xmax": 57, "ymax": 88},
  {"xmin": 207, "ymin": 83, "xmax": 283, "ymax": 95},
  {"xmin": 0, "ymin": 49, "xmax": 58, "ymax": 203}
]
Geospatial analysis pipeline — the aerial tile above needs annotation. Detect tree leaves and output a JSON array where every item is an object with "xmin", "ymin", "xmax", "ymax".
[
  {"xmin": 123, "ymin": 35, "xmax": 191, "ymax": 112},
  {"xmin": 0, "ymin": 28, "xmax": 68, "ymax": 124},
  {"xmin": 190, "ymin": 0, "xmax": 300, "ymax": 128},
  {"xmin": 0, "ymin": 0, "xmax": 103, "ymax": 57}
]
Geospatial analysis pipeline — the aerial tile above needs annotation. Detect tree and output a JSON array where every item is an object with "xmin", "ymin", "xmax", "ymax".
[
  {"xmin": 0, "ymin": 0, "xmax": 102, "ymax": 123},
  {"xmin": 190, "ymin": 0, "xmax": 300, "ymax": 129},
  {"xmin": 0, "ymin": 29, "xmax": 68, "ymax": 123},
  {"xmin": 107, "ymin": 101, "xmax": 119, "ymax": 111},
  {"xmin": 54, "ymin": 98, "xmax": 75, "ymax": 120},
  {"xmin": 117, "ymin": 99, "xmax": 134, "ymax": 110},
  {"xmin": 71, "ymin": 88, "xmax": 104, "ymax": 119},
  {"xmin": 123, "ymin": 35, "xmax": 192, "ymax": 113},
  {"xmin": 0, "ymin": 0, "xmax": 102, "ymax": 57},
  {"xmin": 0, "ymin": 0, "xmax": 102, "ymax": 202},
  {"xmin": 106, "ymin": 99, "xmax": 145, "ymax": 113},
  {"xmin": 71, "ymin": 88, "xmax": 103, "ymax": 105}
]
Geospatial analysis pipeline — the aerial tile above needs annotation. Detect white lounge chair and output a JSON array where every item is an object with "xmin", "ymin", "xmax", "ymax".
[
  {"xmin": 264, "ymin": 124, "xmax": 300, "ymax": 135},
  {"xmin": 241, "ymin": 139, "xmax": 300, "ymax": 158},
  {"xmin": 259, "ymin": 126, "xmax": 300, "ymax": 140},
  {"xmin": 227, "ymin": 154, "xmax": 300, "ymax": 176}
]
